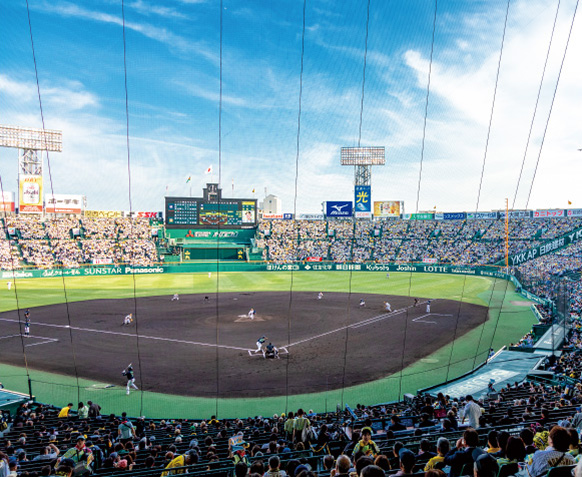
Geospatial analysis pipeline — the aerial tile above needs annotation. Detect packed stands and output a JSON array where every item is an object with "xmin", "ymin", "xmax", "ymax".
[
  {"xmin": 0, "ymin": 217, "xmax": 160, "ymax": 268},
  {"xmin": 257, "ymin": 217, "xmax": 582, "ymax": 266},
  {"xmin": 1, "ymin": 375, "xmax": 582, "ymax": 477}
]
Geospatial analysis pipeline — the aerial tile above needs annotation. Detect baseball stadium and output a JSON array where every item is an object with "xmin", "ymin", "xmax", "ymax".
[{"xmin": 1, "ymin": 2, "xmax": 581, "ymax": 477}]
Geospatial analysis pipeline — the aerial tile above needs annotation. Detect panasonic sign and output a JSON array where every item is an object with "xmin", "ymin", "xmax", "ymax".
[{"xmin": 326, "ymin": 201, "xmax": 353, "ymax": 218}]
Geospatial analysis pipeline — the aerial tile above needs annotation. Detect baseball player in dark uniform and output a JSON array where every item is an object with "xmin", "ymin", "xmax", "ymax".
[{"xmin": 122, "ymin": 364, "xmax": 139, "ymax": 395}]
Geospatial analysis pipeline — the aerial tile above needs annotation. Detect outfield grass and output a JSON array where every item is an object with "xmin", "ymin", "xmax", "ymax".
[{"xmin": 0, "ymin": 271, "xmax": 536, "ymax": 418}]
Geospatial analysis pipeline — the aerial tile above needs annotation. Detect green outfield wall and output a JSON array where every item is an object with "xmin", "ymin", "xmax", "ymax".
[{"xmin": 1, "ymin": 261, "xmax": 548, "ymax": 306}]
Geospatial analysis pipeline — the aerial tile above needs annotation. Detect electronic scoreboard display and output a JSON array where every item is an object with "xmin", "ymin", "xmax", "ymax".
[{"xmin": 166, "ymin": 196, "xmax": 257, "ymax": 228}]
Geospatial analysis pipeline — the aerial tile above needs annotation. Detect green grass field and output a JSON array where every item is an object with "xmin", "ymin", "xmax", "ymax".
[{"xmin": 0, "ymin": 271, "xmax": 536, "ymax": 418}]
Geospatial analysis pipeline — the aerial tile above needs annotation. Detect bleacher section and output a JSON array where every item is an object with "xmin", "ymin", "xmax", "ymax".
[{"xmin": 1, "ymin": 376, "xmax": 581, "ymax": 477}]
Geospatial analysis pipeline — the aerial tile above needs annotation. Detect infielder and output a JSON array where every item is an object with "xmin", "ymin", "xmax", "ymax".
[
  {"xmin": 384, "ymin": 301, "xmax": 392, "ymax": 312},
  {"xmin": 24, "ymin": 309, "xmax": 30, "ymax": 337},
  {"xmin": 171, "ymin": 293, "xmax": 179, "ymax": 301},
  {"xmin": 122, "ymin": 364, "xmax": 139, "ymax": 395},
  {"xmin": 359, "ymin": 299, "xmax": 366, "ymax": 307},
  {"xmin": 426, "ymin": 300, "xmax": 432, "ymax": 313},
  {"xmin": 123, "ymin": 313, "xmax": 133, "ymax": 325},
  {"xmin": 318, "ymin": 292, "xmax": 323, "ymax": 300}
]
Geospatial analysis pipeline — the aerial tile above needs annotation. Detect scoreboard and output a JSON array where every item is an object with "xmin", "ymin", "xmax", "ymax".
[{"xmin": 166, "ymin": 197, "xmax": 257, "ymax": 228}]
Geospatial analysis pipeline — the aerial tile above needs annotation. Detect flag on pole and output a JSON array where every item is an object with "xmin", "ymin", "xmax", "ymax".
[
  {"xmin": 205, "ymin": 166, "xmax": 213, "ymax": 175},
  {"xmin": 568, "ymin": 200, "xmax": 572, "ymax": 205},
  {"xmin": 186, "ymin": 176, "xmax": 191, "ymax": 183}
]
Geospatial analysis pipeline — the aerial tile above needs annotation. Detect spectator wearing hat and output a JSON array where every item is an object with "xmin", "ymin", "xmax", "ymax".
[
  {"xmin": 56, "ymin": 458, "xmax": 76, "ymax": 477},
  {"xmin": 352, "ymin": 428, "xmax": 380, "ymax": 458},
  {"xmin": 474, "ymin": 453, "xmax": 499, "ymax": 477},
  {"xmin": 395, "ymin": 449, "xmax": 416, "ymax": 476},
  {"xmin": 59, "ymin": 436, "xmax": 93, "ymax": 476}
]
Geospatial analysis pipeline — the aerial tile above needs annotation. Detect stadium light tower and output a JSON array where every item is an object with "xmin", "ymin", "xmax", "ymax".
[
  {"xmin": 340, "ymin": 146, "xmax": 385, "ymax": 186},
  {"xmin": 0, "ymin": 125, "xmax": 63, "ymax": 214}
]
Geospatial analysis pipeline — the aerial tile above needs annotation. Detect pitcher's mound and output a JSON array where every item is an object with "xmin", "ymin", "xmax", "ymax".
[{"xmin": 235, "ymin": 315, "xmax": 266, "ymax": 322}]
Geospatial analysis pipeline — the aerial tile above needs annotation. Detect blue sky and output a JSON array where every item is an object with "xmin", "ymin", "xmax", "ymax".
[{"xmin": 0, "ymin": 0, "xmax": 580, "ymax": 213}]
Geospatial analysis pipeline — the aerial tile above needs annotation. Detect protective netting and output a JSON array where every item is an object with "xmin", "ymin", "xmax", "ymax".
[{"xmin": 0, "ymin": 0, "xmax": 579, "ymax": 418}]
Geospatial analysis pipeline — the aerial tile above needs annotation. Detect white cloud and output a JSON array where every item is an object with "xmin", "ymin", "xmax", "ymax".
[
  {"xmin": 126, "ymin": 0, "xmax": 188, "ymax": 20},
  {"xmin": 35, "ymin": 1, "xmax": 217, "ymax": 63},
  {"xmin": 399, "ymin": 0, "xmax": 582, "ymax": 212}
]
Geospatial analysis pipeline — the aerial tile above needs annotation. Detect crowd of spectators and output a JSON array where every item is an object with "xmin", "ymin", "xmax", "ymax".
[
  {"xmin": 2, "ymin": 379, "xmax": 582, "ymax": 477},
  {"xmin": 0, "ymin": 217, "xmax": 160, "ymax": 268},
  {"xmin": 257, "ymin": 217, "xmax": 582, "ymax": 266}
]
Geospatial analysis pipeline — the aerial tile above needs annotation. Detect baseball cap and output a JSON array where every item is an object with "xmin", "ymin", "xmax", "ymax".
[
  {"xmin": 60, "ymin": 458, "xmax": 76, "ymax": 468},
  {"xmin": 294, "ymin": 464, "xmax": 310, "ymax": 477}
]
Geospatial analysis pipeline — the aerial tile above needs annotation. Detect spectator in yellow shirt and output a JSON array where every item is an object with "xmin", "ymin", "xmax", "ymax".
[
  {"xmin": 58, "ymin": 403, "xmax": 73, "ymax": 418},
  {"xmin": 162, "ymin": 450, "xmax": 199, "ymax": 476},
  {"xmin": 425, "ymin": 437, "xmax": 450, "ymax": 471}
]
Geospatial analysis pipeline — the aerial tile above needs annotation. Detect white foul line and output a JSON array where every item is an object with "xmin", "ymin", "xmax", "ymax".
[
  {"xmin": 286, "ymin": 300, "xmax": 430, "ymax": 348},
  {"xmin": 0, "ymin": 317, "xmax": 251, "ymax": 352},
  {"xmin": 412, "ymin": 313, "xmax": 453, "ymax": 324},
  {"xmin": 0, "ymin": 334, "xmax": 22, "ymax": 340},
  {"xmin": 24, "ymin": 337, "xmax": 59, "ymax": 347}
]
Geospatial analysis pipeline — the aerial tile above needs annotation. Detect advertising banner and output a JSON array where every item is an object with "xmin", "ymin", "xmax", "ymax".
[
  {"xmin": 84, "ymin": 210, "xmax": 123, "ymax": 218},
  {"xmin": 373, "ymin": 201, "xmax": 401, "ymax": 217},
  {"xmin": 19, "ymin": 175, "xmax": 43, "ymax": 213},
  {"xmin": 45, "ymin": 194, "xmax": 85, "ymax": 215},
  {"xmin": 326, "ymin": 201, "xmax": 353, "ymax": 218},
  {"xmin": 298, "ymin": 214, "xmax": 324, "ymax": 220},
  {"xmin": 403, "ymin": 213, "xmax": 434, "ymax": 220},
  {"xmin": 262, "ymin": 214, "xmax": 285, "ymax": 219},
  {"xmin": 92, "ymin": 258, "xmax": 113, "ymax": 265},
  {"xmin": 506, "ymin": 226, "xmax": 582, "ymax": 266},
  {"xmin": 0, "ymin": 191, "xmax": 15, "ymax": 212},
  {"xmin": 467, "ymin": 212, "xmax": 498, "ymax": 220},
  {"xmin": 123, "ymin": 211, "xmax": 162, "ymax": 219},
  {"xmin": 567, "ymin": 209, "xmax": 582, "ymax": 217},
  {"xmin": 498, "ymin": 210, "xmax": 531, "ymax": 219},
  {"xmin": 354, "ymin": 185, "xmax": 371, "ymax": 218},
  {"xmin": 443, "ymin": 212, "xmax": 466, "ymax": 220},
  {"xmin": 533, "ymin": 209, "xmax": 565, "ymax": 218}
]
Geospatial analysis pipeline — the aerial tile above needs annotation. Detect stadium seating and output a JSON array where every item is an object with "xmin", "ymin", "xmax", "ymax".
[{"xmin": 2, "ymin": 375, "xmax": 582, "ymax": 477}]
